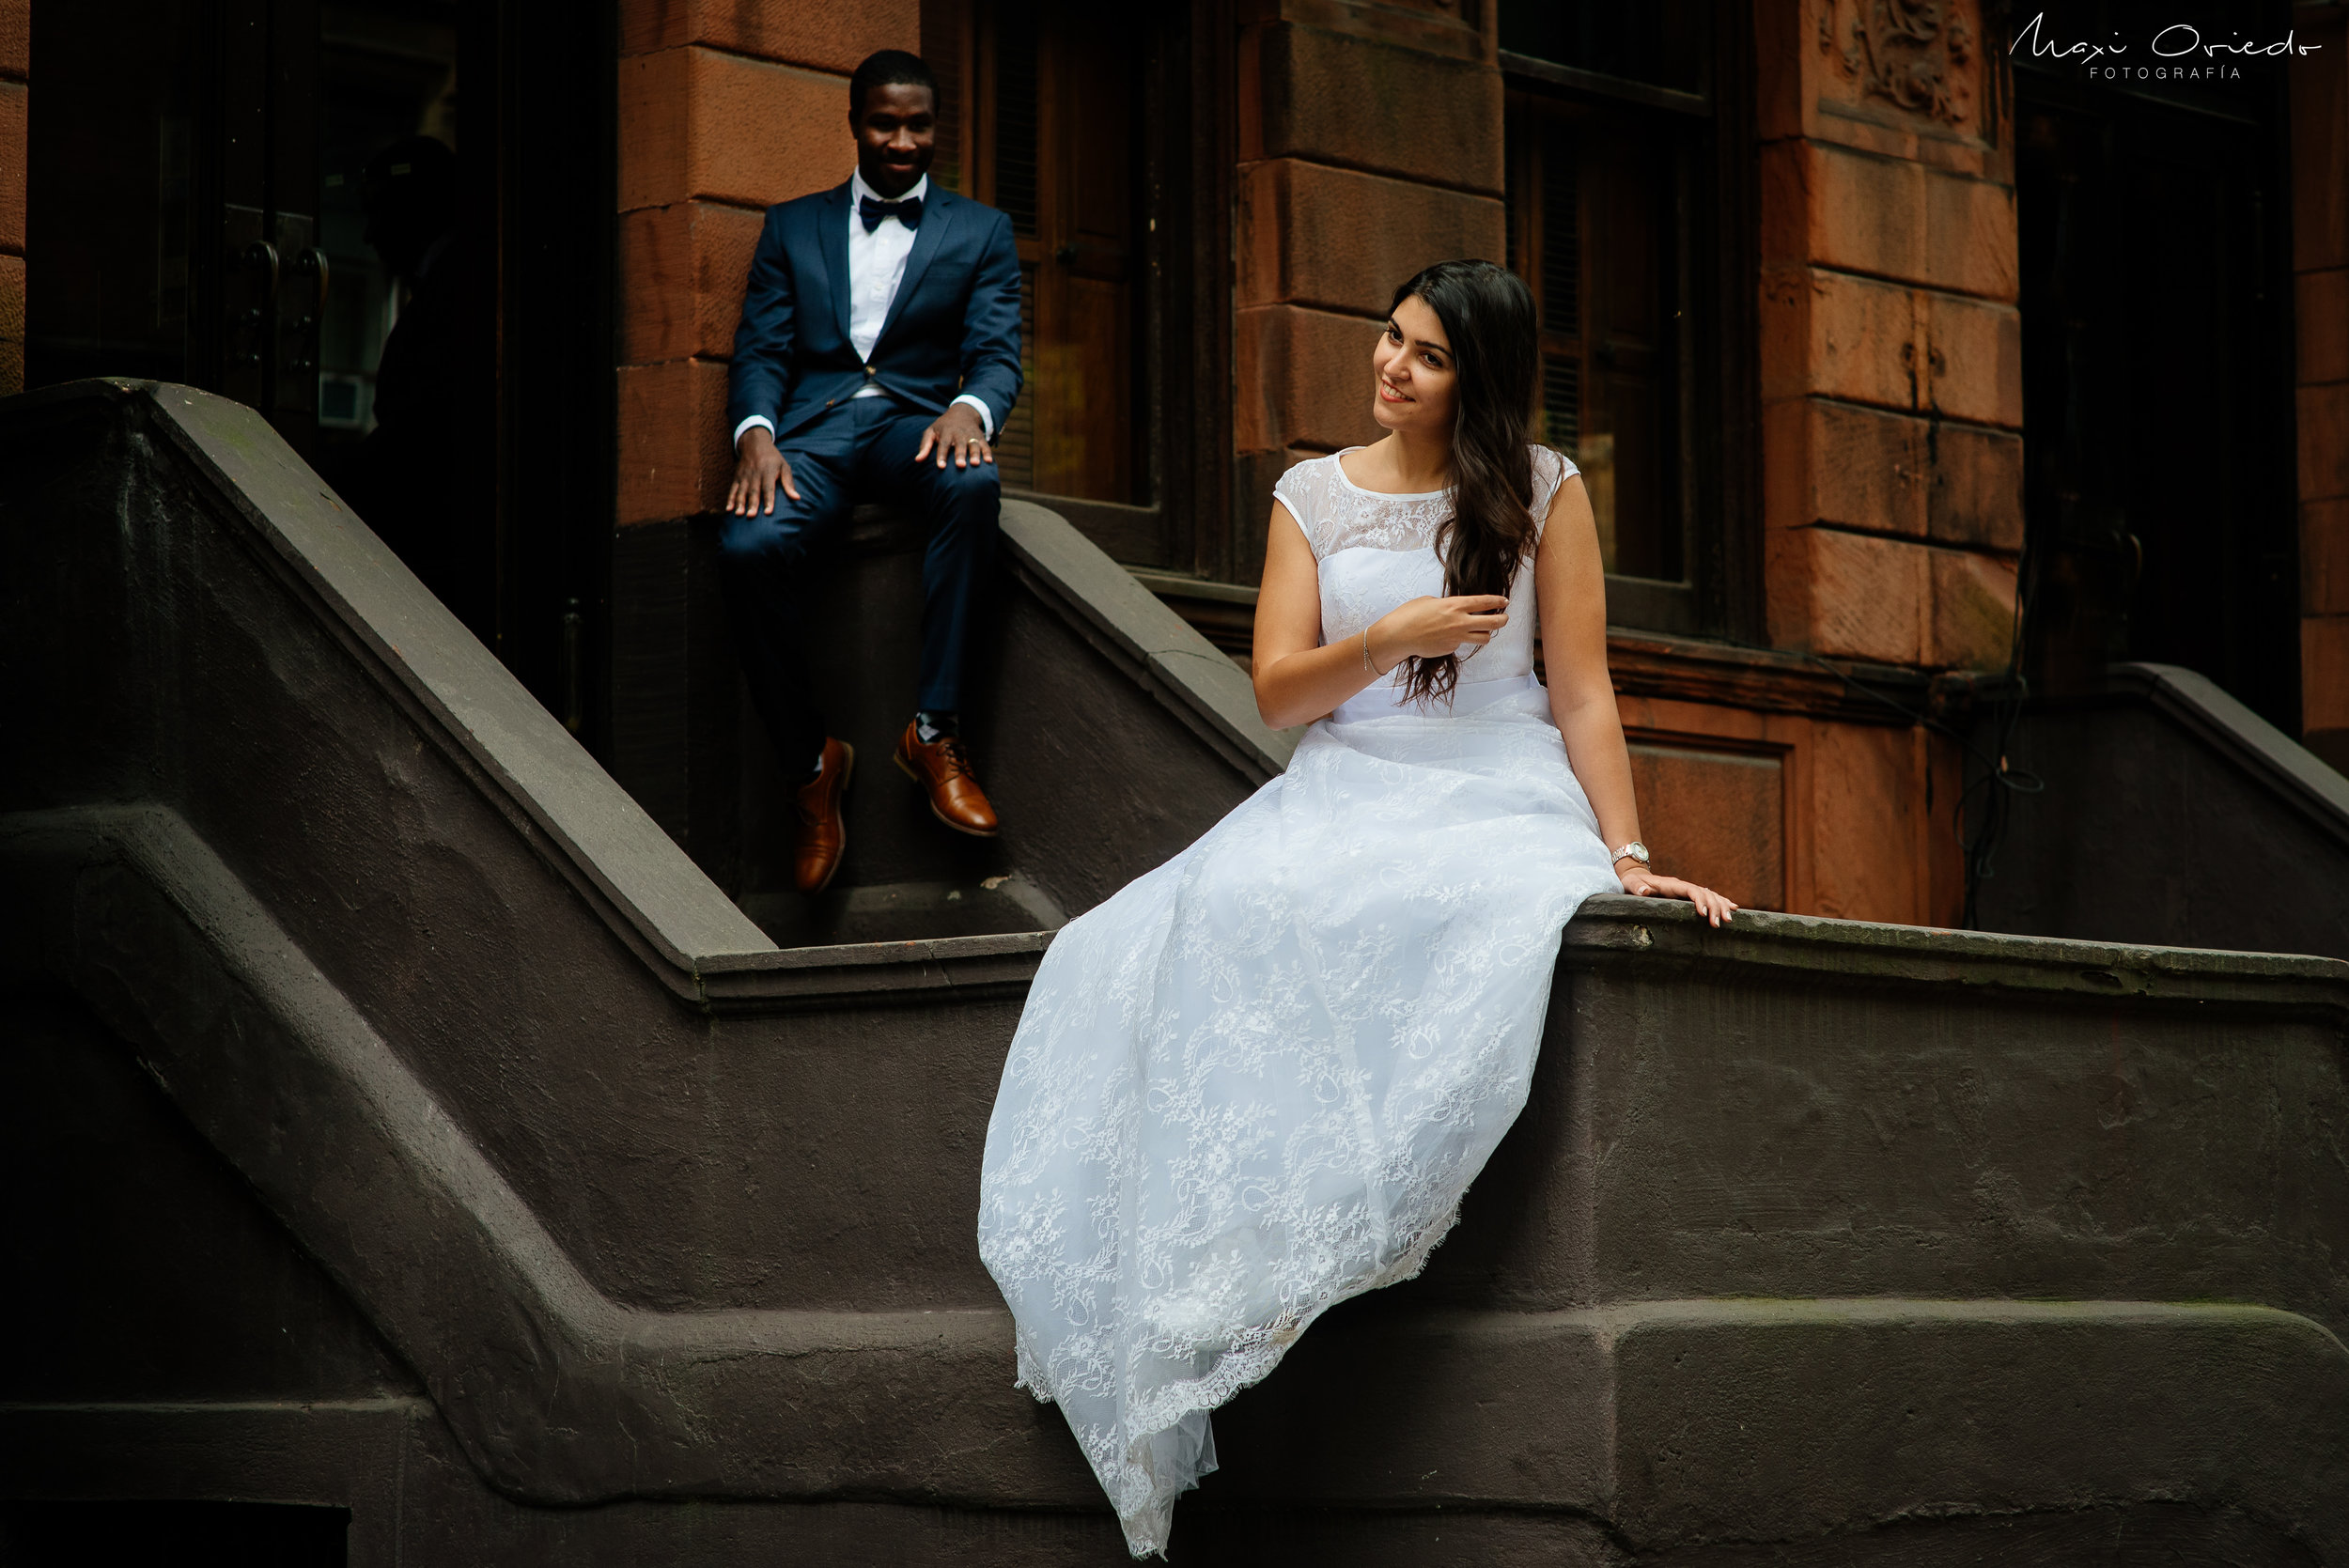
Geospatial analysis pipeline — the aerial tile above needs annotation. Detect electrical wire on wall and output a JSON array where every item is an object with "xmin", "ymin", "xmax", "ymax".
[
  {"xmin": 1782, "ymin": 523, "xmax": 2046, "ymax": 930},
  {"xmin": 1952, "ymin": 524, "xmax": 2046, "ymax": 929}
]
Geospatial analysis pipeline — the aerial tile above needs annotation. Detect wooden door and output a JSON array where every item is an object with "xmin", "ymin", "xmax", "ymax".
[
  {"xmin": 982, "ymin": 0, "xmax": 1141, "ymax": 504},
  {"xmin": 2017, "ymin": 68, "xmax": 2297, "ymax": 726}
]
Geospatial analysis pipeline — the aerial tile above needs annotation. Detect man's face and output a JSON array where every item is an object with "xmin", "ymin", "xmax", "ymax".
[{"xmin": 853, "ymin": 82, "xmax": 937, "ymax": 199}]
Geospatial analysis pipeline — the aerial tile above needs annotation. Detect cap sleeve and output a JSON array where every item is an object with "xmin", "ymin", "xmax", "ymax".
[
  {"xmin": 1271, "ymin": 457, "xmax": 1325, "ymax": 557},
  {"xmin": 1528, "ymin": 444, "xmax": 1580, "ymax": 538}
]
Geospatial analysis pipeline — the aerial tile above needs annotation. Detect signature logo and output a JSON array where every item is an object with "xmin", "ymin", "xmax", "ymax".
[{"xmin": 2011, "ymin": 10, "xmax": 2322, "ymax": 80}]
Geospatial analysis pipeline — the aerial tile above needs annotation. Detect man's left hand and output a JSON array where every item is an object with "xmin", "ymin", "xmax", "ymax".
[{"xmin": 916, "ymin": 405, "xmax": 994, "ymax": 470}]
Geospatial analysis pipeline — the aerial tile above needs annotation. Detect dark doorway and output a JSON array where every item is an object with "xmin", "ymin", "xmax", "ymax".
[
  {"xmin": 312, "ymin": 5, "xmax": 459, "ymax": 483},
  {"xmin": 23, "ymin": 0, "xmax": 611, "ymax": 741},
  {"xmin": 26, "ymin": 0, "xmax": 324, "ymax": 456},
  {"xmin": 2015, "ymin": 4, "xmax": 2299, "ymax": 731}
]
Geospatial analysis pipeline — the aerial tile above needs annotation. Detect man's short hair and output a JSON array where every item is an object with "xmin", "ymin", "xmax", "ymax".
[{"xmin": 848, "ymin": 50, "xmax": 938, "ymax": 118}]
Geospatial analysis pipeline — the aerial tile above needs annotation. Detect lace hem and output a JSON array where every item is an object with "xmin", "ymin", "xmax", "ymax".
[{"xmin": 1011, "ymin": 1204, "xmax": 1465, "ymax": 1560}]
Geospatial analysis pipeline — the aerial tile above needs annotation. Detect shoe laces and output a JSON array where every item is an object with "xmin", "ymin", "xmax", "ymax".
[{"xmin": 931, "ymin": 734, "xmax": 977, "ymax": 781}]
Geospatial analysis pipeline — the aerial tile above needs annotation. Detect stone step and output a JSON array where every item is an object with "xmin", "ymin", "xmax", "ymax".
[
  {"xmin": 740, "ymin": 874, "xmax": 1063, "ymax": 948},
  {"xmin": 10, "ymin": 380, "xmax": 2345, "ymax": 1564}
]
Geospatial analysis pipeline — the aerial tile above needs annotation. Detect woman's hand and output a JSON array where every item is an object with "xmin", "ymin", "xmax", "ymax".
[
  {"xmin": 1366, "ymin": 595, "xmax": 1511, "ymax": 669},
  {"xmin": 1619, "ymin": 866, "xmax": 1739, "ymax": 927}
]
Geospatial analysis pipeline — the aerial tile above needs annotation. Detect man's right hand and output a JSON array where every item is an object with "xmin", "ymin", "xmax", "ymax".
[{"xmin": 725, "ymin": 426, "xmax": 800, "ymax": 517}]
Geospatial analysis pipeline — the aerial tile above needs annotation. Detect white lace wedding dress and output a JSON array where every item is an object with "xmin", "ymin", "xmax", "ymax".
[{"xmin": 976, "ymin": 445, "xmax": 1622, "ymax": 1557}]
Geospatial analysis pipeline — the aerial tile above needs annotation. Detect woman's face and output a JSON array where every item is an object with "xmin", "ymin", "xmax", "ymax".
[{"xmin": 1370, "ymin": 294, "xmax": 1458, "ymax": 436}]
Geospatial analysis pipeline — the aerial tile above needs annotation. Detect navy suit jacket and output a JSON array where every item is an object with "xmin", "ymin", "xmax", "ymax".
[{"xmin": 725, "ymin": 180, "xmax": 1023, "ymax": 444}]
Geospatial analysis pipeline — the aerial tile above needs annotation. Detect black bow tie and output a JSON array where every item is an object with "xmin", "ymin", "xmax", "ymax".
[{"xmin": 859, "ymin": 194, "xmax": 923, "ymax": 232}]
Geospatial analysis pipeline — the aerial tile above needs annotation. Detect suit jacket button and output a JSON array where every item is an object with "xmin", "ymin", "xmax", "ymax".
[{"xmin": 864, "ymin": 365, "xmax": 877, "ymax": 377}]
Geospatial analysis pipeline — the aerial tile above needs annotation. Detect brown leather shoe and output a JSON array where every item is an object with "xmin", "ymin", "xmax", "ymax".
[
  {"xmin": 793, "ymin": 737, "xmax": 854, "ymax": 893},
  {"xmin": 894, "ymin": 721, "xmax": 1000, "ymax": 837}
]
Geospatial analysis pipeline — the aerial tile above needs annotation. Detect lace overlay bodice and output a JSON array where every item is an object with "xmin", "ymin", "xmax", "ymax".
[{"xmin": 1274, "ymin": 446, "xmax": 1576, "ymax": 720}]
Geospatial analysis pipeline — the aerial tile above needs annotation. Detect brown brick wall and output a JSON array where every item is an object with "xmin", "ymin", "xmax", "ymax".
[
  {"xmin": 621, "ymin": 0, "xmax": 911, "ymax": 73},
  {"xmin": 0, "ymin": 0, "xmax": 25, "ymax": 396},
  {"xmin": 1231, "ymin": 8, "xmax": 1502, "ymax": 528},
  {"xmin": 616, "ymin": 49, "xmax": 849, "ymax": 215},
  {"xmin": 1243, "ymin": 20, "xmax": 1502, "ymax": 194},
  {"xmin": 2297, "ymin": 4, "xmax": 2349, "ymax": 771},
  {"xmin": 613, "ymin": 0, "xmax": 914, "ymax": 527},
  {"xmin": 618, "ymin": 201, "xmax": 766, "ymax": 365},
  {"xmin": 1753, "ymin": 0, "xmax": 2019, "ymax": 676},
  {"xmin": 1611, "ymin": 679, "xmax": 1964, "ymax": 926},
  {"xmin": 1236, "ymin": 158, "xmax": 1501, "ymax": 318}
]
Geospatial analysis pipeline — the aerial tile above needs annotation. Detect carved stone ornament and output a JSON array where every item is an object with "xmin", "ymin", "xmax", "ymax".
[{"xmin": 1822, "ymin": 0, "xmax": 1976, "ymax": 124}]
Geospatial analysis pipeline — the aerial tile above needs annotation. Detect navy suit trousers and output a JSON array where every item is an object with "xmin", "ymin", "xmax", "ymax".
[{"xmin": 716, "ymin": 396, "xmax": 1002, "ymax": 777}]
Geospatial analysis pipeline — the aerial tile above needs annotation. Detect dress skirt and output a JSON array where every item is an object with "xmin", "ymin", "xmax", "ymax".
[{"xmin": 975, "ymin": 674, "xmax": 1622, "ymax": 1557}]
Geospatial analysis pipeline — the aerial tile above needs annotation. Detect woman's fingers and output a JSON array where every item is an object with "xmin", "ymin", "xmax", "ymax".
[
  {"xmin": 1630, "ymin": 874, "xmax": 1742, "ymax": 926},
  {"xmin": 1683, "ymin": 885, "xmax": 1737, "ymax": 925}
]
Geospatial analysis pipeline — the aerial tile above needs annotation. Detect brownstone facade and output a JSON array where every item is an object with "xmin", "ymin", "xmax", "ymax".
[
  {"xmin": 1757, "ymin": 0, "xmax": 2022, "ymax": 673},
  {"xmin": 5, "ymin": 0, "xmax": 2347, "ymax": 930}
]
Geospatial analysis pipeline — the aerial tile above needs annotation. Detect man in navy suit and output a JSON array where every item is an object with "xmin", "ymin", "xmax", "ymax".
[{"xmin": 722, "ymin": 49, "xmax": 1021, "ymax": 895}]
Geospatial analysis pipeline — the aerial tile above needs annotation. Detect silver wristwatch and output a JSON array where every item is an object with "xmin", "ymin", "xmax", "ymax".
[{"xmin": 1610, "ymin": 841, "xmax": 1650, "ymax": 869}]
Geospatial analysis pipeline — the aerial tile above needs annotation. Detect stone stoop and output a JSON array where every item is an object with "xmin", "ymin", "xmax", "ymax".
[{"xmin": 3, "ymin": 380, "xmax": 2344, "ymax": 1564}]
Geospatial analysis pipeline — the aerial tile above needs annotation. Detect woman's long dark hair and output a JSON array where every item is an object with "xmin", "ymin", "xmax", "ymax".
[{"xmin": 1388, "ymin": 259, "xmax": 1540, "ymax": 707}]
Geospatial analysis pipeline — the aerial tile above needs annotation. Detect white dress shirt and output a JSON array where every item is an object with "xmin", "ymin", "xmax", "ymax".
[{"xmin": 732, "ymin": 169, "xmax": 996, "ymax": 451}]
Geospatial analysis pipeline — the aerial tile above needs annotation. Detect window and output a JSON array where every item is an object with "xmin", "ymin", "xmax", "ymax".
[
  {"xmin": 922, "ymin": 0, "xmax": 1233, "ymax": 576},
  {"xmin": 1501, "ymin": 1, "xmax": 1747, "ymax": 637},
  {"xmin": 1511, "ymin": 99, "xmax": 1684, "ymax": 583},
  {"xmin": 927, "ymin": 0, "xmax": 1141, "ymax": 505}
]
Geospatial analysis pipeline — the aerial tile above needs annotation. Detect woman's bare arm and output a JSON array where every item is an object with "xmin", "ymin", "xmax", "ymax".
[
  {"xmin": 1534, "ymin": 475, "xmax": 1736, "ymax": 924},
  {"xmin": 1251, "ymin": 503, "xmax": 1512, "ymax": 731}
]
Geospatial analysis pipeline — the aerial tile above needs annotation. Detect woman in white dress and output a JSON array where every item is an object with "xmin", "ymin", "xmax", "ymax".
[{"xmin": 976, "ymin": 259, "xmax": 1736, "ymax": 1558}]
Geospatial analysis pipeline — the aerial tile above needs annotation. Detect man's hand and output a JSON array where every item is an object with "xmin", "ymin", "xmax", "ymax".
[
  {"xmin": 916, "ymin": 404, "xmax": 994, "ymax": 470},
  {"xmin": 726, "ymin": 426, "xmax": 799, "ymax": 517}
]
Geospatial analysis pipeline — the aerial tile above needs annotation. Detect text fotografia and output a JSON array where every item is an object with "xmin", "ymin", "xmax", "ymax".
[{"xmin": 2012, "ymin": 11, "xmax": 2321, "ymax": 81}]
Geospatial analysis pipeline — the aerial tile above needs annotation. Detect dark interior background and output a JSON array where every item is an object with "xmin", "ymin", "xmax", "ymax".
[
  {"xmin": 2014, "ymin": 0, "xmax": 2301, "ymax": 732},
  {"xmin": 24, "ymin": 0, "xmax": 612, "ymax": 747}
]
